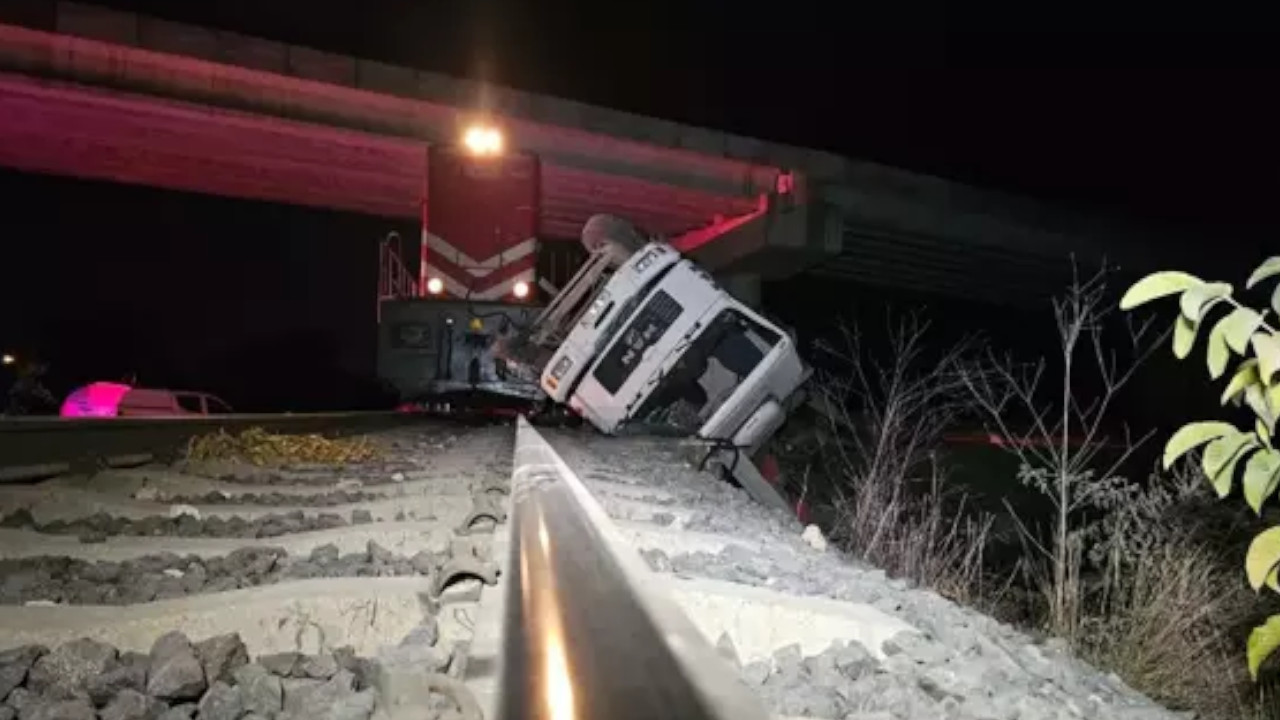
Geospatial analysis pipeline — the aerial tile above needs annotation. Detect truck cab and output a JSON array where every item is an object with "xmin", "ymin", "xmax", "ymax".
[
  {"xmin": 542, "ymin": 237, "xmax": 809, "ymax": 458},
  {"xmin": 541, "ymin": 242, "xmax": 681, "ymax": 402}
]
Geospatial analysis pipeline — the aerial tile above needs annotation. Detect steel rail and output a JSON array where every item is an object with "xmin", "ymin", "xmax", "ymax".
[
  {"xmin": 0, "ymin": 411, "xmax": 414, "ymax": 482},
  {"xmin": 498, "ymin": 416, "xmax": 770, "ymax": 720}
]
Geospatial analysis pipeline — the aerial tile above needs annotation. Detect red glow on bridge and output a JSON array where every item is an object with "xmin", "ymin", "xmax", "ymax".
[{"xmin": 0, "ymin": 22, "xmax": 778, "ymax": 239}]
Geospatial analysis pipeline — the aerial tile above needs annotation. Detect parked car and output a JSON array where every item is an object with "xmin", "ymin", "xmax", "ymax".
[{"xmin": 60, "ymin": 382, "xmax": 233, "ymax": 418}]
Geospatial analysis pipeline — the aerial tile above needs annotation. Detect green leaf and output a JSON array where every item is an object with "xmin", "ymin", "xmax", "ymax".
[
  {"xmin": 1223, "ymin": 359, "xmax": 1262, "ymax": 406},
  {"xmin": 1273, "ymin": 284, "xmax": 1280, "ymax": 317},
  {"xmin": 1205, "ymin": 433, "xmax": 1260, "ymax": 498},
  {"xmin": 1248, "ymin": 614, "xmax": 1280, "ymax": 679},
  {"xmin": 1231, "ymin": 384, "xmax": 1248, "ymax": 407},
  {"xmin": 1247, "ymin": 527, "xmax": 1280, "ymax": 591},
  {"xmin": 1173, "ymin": 316, "xmax": 1199, "ymax": 360},
  {"xmin": 1253, "ymin": 333, "xmax": 1280, "ymax": 386},
  {"xmin": 1260, "ymin": 417, "xmax": 1274, "ymax": 446},
  {"xmin": 1163, "ymin": 421, "xmax": 1240, "ymax": 469},
  {"xmin": 1244, "ymin": 449, "xmax": 1280, "ymax": 513},
  {"xmin": 1222, "ymin": 307, "xmax": 1266, "ymax": 355},
  {"xmin": 1247, "ymin": 257, "xmax": 1280, "ymax": 290},
  {"xmin": 1248, "ymin": 384, "xmax": 1278, "ymax": 436},
  {"xmin": 1207, "ymin": 317, "xmax": 1232, "ymax": 379},
  {"xmin": 1119, "ymin": 271, "xmax": 1205, "ymax": 310},
  {"xmin": 1179, "ymin": 282, "xmax": 1233, "ymax": 322}
]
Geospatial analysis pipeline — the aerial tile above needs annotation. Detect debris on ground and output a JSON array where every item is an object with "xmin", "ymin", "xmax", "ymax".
[
  {"xmin": 185, "ymin": 429, "xmax": 381, "ymax": 467},
  {"xmin": 801, "ymin": 524, "xmax": 828, "ymax": 552}
]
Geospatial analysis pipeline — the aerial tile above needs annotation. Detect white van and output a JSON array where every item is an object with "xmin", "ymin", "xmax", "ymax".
[
  {"xmin": 116, "ymin": 388, "xmax": 233, "ymax": 417},
  {"xmin": 61, "ymin": 383, "xmax": 233, "ymax": 418}
]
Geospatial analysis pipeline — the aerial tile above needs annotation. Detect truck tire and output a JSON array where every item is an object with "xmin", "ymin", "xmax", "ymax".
[{"xmin": 580, "ymin": 214, "xmax": 648, "ymax": 255}]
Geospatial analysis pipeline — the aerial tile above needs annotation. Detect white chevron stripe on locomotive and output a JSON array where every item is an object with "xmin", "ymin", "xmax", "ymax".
[
  {"xmin": 427, "ymin": 265, "xmax": 536, "ymax": 301},
  {"xmin": 423, "ymin": 232, "xmax": 537, "ymax": 270}
]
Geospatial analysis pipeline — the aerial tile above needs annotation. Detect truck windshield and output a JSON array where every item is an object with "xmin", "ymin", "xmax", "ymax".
[
  {"xmin": 634, "ymin": 309, "xmax": 781, "ymax": 433},
  {"xmin": 592, "ymin": 257, "xmax": 679, "ymax": 357},
  {"xmin": 593, "ymin": 286, "xmax": 650, "ymax": 357}
]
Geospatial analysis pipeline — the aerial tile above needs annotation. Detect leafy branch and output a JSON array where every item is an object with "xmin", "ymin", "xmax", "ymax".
[{"xmin": 1119, "ymin": 255, "xmax": 1280, "ymax": 679}]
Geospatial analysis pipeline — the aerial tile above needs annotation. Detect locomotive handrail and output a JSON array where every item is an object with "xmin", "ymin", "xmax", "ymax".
[{"xmin": 497, "ymin": 416, "xmax": 770, "ymax": 720}]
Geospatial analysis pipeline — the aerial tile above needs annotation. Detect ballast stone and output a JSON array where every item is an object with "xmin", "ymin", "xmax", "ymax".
[{"xmin": 555, "ymin": 432, "xmax": 1182, "ymax": 720}]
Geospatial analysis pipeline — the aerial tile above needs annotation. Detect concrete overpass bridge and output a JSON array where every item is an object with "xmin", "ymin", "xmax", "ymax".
[{"xmin": 0, "ymin": 2, "xmax": 1203, "ymax": 308}]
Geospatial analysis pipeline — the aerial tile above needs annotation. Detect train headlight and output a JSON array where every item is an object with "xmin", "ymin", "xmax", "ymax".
[
  {"xmin": 632, "ymin": 248, "xmax": 658, "ymax": 273},
  {"xmin": 426, "ymin": 277, "xmax": 444, "ymax": 295},
  {"xmin": 463, "ymin": 124, "xmax": 504, "ymax": 156},
  {"xmin": 513, "ymin": 281, "xmax": 530, "ymax": 299},
  {"xmin": 551, "ymin": 355, "xmax": 573, "ymax": 380}
]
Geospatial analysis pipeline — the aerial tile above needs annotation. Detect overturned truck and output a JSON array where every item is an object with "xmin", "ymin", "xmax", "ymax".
[{"xmin": 500, "ymin": 214, "xmax": 811, "ymax": 513}]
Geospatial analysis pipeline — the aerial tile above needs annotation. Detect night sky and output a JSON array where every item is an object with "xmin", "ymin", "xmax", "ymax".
[{"xmin": 1, "ymin": 1, "xmax": 1277, "ymax": 413}]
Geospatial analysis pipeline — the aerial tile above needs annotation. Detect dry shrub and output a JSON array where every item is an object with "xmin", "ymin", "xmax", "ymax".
[
  {"xmin": 959, "ymin": 266, "xmax": 1166, "ymax": 638},
  {"xmin": 808, "ymin": 313, "xmax": 994, "ymax": 600},
  {"xmin": 1081, "ymin": 538, "xmax": 1251, "ymax": 719},
  {"xmin": 185, "ymin": 427, "xmax": 381, "ymax": 466},
  {"xmin": 830, "ymin": 463, "xmax": 993, "ymax": 604},
  {"xmin": 951, "ymin": 262, "xmax": 1259, "ymax": 717},
  {"xmin": 1090, "ymin": 465, "xmax": 1277, "ymax": 720},
  {"xmin": 791, "ymin": 289, "xmax": 1265, "ymax": 716},
  {"xmin": 1003, "ymin": 456, "xmax": 1263, "ymax": 718}
]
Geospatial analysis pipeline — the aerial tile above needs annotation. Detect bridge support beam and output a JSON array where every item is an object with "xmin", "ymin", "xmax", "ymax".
[{"xmin": 671, "ymin": 183, "xmax": 843, "ymax": 282}]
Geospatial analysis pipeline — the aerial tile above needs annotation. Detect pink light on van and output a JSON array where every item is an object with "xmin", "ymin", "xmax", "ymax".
[{"xmin": 60, "ymin": 382, "xmax": 132, "ymax": 418}]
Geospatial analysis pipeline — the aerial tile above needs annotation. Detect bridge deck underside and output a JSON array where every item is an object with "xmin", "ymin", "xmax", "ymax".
[
  {"xmin": 811, "ymin": 222, "xmax": 1091, "ymax": 306},
  {"xmin": 0, "ymin": 71, "xmax": 761, "ymax": 240}
]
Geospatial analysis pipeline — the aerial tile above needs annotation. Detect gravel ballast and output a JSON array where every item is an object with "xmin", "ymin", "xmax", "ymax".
[
  {"xmin": 0, "ymin": 511, "xmax": 350, "ymax": 543},
  {"xmin": 0, "ymin": 424, "xmax": 510, "ymax": 720},
  {"xmin": 0, "ymin": 620, "xmax": 479, "ymax": 720},
  {"xmin": 0, "ymin": 542, "xmax": 441, "ymax": 606},
  {"xmin": 139, "ymin": 491, "xmax": 385, "ymax": 508},
  {"xmin": 547, "ymin": 430, "xmax": 1181, "ymax": 720},
  {"xmin": 0, "ymin": 632, "xmax": 396, "ymax": 720}
]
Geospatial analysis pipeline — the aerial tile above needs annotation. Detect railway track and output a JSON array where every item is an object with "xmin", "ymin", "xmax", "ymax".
[{"xmin": 0, "ymin": 415, "xmax": 1182, "ymax": 720}]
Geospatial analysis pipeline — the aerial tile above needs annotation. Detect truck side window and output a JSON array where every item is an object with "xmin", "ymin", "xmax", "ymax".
[{"xmin": 175, "ymin": 393, "xmax": 204, "ymax": 413}]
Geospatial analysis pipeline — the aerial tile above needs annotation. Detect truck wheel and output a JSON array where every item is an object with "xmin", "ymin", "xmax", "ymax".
[{"xmin": 580, "ymin": 214, "xmax": 647, "ymax": 254}]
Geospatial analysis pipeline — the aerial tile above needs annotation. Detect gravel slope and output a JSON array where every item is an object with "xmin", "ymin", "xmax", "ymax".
[{"xmin": 543, "ymin": 428, "xmax": 1179, "ymax": 720}]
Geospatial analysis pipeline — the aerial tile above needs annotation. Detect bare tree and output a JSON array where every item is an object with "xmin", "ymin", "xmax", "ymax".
[
  {"xmin": 809, "ymin": 311, "xmax": 992, "ymax": 597},
  {"xmin": 812, "ymin": 311, "xmax": 977, "ymax": 485},
  {"xmin": 957, "ymin": 264, "xmax": 1166, "ymax": 636}
]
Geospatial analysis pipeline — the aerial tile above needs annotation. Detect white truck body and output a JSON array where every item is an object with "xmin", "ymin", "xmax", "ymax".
[
  {"xmin": 534, "ymin": 224, "xmax": 809, "ymax": 513},
  {"xmin": 484, "ymin": 214, "xmax": 808, "ymax": 514}
]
